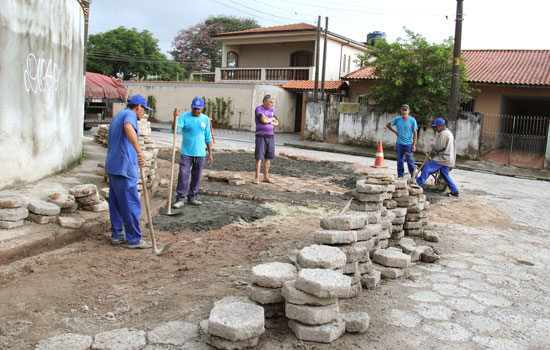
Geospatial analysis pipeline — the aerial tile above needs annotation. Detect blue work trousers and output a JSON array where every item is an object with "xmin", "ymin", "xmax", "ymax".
[
  {"xmin": 176, "ymin": 154, "xmax": 205, "ymax": 202},
  {"xmin": 416, "ymin": 160, "xmax": 459, "ymax": 194},
  {"xmin": 395, "ymin": 143, "xmax": 415, "ymax": 178},
  {"xmin": 108, "ymin": 174, "xmax": 142, "ymax": 244}
]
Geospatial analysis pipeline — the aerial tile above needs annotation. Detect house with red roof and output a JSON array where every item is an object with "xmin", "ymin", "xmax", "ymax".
[{"xmin": 342, "ymin": 50, "xmax": 550, "ymax": 167}]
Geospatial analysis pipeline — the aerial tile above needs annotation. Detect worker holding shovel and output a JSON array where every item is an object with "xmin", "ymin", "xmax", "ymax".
[
  {"xmin": 171, "ymin": 97, "xmax": 213, "ymax": 209},
  {"xmin": 105, "ymin": 94, "xmax": 152, "ymax": 249}
]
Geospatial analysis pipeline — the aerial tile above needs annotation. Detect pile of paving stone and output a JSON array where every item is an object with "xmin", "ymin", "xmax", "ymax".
[
  {"xmin": 0, "ymin": 195, "xmax": 28, "ymax": 229},
  {"xmin": 206, "ymin": 299, "xmax": 265, "ymax": 349},
  {"xmin": 47, "ymin": 192, "xmax": 85, "ymax": 228},
  {"xmin": 247, "ymin": 262, "xmax": 295, "ymax": 318},
  {"xmin": 93, "ymin": 124, "xmax": 109, "ymax": 146},
  {"xmin": 26, "ymin": 199, "xmax": 61, "ymax": 224},
  {"xmin": 69, "ymin": 184, "xmax": 108, "ymax": 212}
]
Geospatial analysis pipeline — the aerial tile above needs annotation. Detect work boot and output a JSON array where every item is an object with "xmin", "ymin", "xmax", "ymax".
[
  {"xmin": 110, "ymin": 237, "xmax": 126, "ymax": 245},
  {"xmin": 172, "ymin": 200, "xmax": 184, "ymax": 209},
  {"xmin": 449, "ymin": 192, "xmax": 459, "ymax": 197},
  {"xmin": 188, "ymin": 198, "xmax": 202, "ymax": 206},
  {"xmin": 126, "ymin": 240, "xmax": 152, "ymax": 249}
]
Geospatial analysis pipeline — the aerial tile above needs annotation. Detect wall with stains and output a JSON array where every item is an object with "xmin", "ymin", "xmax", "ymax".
[
  {"xmin": 338, "ymin": 105, "xmax": 482, "ymax": 159},
  {"xmin": 0, "ymin": 0, "xmax": 85, "ymax": 189}
]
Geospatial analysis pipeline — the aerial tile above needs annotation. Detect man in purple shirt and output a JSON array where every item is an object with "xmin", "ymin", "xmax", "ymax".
[{"xmin": 254, "ymin": 94, "xmax": 278, "ymax": 184}]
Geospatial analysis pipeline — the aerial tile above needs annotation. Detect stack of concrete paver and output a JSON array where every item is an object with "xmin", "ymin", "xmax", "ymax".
[
  {"xmin": 247, "ymin": 262, "xmax": 296, "ymax": 318},
  {"xmin": 48, "ymin": 192, "xmax": 85, "ymax": 228},
  {"xmin": 206, "ymin": 301, "xmax": 265, "ymax": 349},
  {"xmin": 285, "ymin": 267, "xmax": 352, "ymax": 343},
  {"xmin": 69, "ymin": 184, "xmax": 108, "ymax": 212},
  {"xmin": 93, "ymin": 125, "xmax": 109, "ymax": 147},
  {"xmin": 0, "ymin": 195, "xmax": 28, "ymax": 229},
  {"xmin": 403, "ymin": 184, "xmax": 426, "ymax": 237},
  {"xmin": 26, "ymin": 199, "xmax": 61, "ymax": 224},
  {"xmin": 314, "ymin": 213, "xmax": 380, "ymax": 293},
  {"xmin": 371, "ymin": 246, "xmax": 411, "ymax": 279}
]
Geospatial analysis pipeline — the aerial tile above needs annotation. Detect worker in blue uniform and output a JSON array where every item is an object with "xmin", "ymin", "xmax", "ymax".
[{"xmin": 105, "ymin": 94, "xmax": 152, "ymax": 249}]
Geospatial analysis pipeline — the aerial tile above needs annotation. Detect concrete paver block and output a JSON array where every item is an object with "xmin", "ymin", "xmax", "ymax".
[
  {"xmin": 69, "ymin": 184, "xmax": 98, "ymax": 198},
  {"xmin": 287, "ymin": 318, "xmax": 345, "ymax": 343},
  {"xmin": 391, "ymin": 224, "xmax": 404, "ymax": 233},
  {"xmin": 27, "ymin": 213, "xmax": 57, "ymax": 224},
  {"xmin": 76, "ymin": 192, "xmax": 100, "ymax": 205},
  {"xmin": 61, "ymin": 202, "xmax": 79, "ymax": 213},
  {"xmin": 355, "ymin": 180, "xmax": 392, "ymax": 193},
  {"xmin": 395, "ymin": 196, "xmax": 419, "ymax": 207},
  {"xmin": 350, "ymin": 200, "xmax": 382, "ymax": 212},
  {"xmin": 392, "ymin": 189, "xmax": 409, "ymax": 197},
  {"xmin": 408, "ymin": 186, "xmax": 424, "ymax": 195},
  {"xmin": 57, "ymin": 216, "xmax": 85, "ymax": 229},
  {"xmin": 282, "ymin": 280, "xmax": 338, "ymax": 306},
  {"xmin": 147, "ymin": 321, "xmax": 199, "ymax": 346},
  {"xmin": 405, "ymin": 228, "xmax": 424, "ymax": 237},
  {"xmin": 394, "ymin": 179, "xmax": 407, "ymax": 189},
  {"xmin": 208, "ymin": 302, "xmax": 265, "ymax": 341},
  {"xmin": 313, "ymin": 229, "xmax": 357, "ymax": 245},
  {"xmin": 378, "ymin": 228, "xmax": 391, "ymax": 240},
  {"xmin": 0, "ymin": 194, "xmax": 27, "ymax": 209},
  {"xmin": 251, "ymin": 262, "xmax": 297, "ymax": 288},
  {"xmin": 47, "ymin": 192, "xmax": 76, "ymax": 208},
  {"xmin": 358, "ymin": 261, "xmax": 373, "ymax": 275},
  {"xmin": 341, "ymin": 279, "xmax": 362, "ymax": 299},
  {"xmin": 297, "ymin": 245, "xmax": 347, "ymax": 270},
  {"xmin": 399, "ymin": 237, "xmax": 416, "ymax": 246},
  {"xmin": 206, "ymin": 333, "xmax": 260, "ymax": 350},
  {"xmin": 99, "ymin": 188, "xmax": 110, "ymax": 199},
  {"xmin": 0, "ymin": 207, "xmax": 28, "ymax": 222},
  {"xmin": 423, "ymin": 230, "xmax": 439, "ymax": 242},
  {"xmin": 343, "ymin": 262, "xmax": 359, "ymax": 274},
  {"xmin": 341, "ymin": 312, "xmax": 370, "ymax": 333},
  {"xmin": 352, "ymin": 191, "xmax": 391, "ymax": 203},
  {"xmin": 372, "ymin": 263, "xmax": 405, "ymax": 279},
  {"xmin": 36, "ymin": 333, "xmax": 92, "ymax": 350},
  {"xmin": 28, "ymin": 200, "xmax": 60, "ymax": 216},
  {"xmin": 246, "ymin": 283, "xmax": 284, "ymax": 304},
  {"xmin": 361, "ymin": 269, "xmax": 381, "ymax": 289},
  {"xmin": 320, "ymin": 214, "xmax": 367, "ymax": 231},
  {"xmin": 404, "ymin": 221, "xmax": 423, "ymax": 230},
  {"xmin": 286, "ymin": 302, "xmax": 339, "ymax": 325},
  {"xmin": 407, "ymin": 203, "xmax": 424, "ymax": 213},
  {"xmin": 0, "ymin": 219, "xmax": 25, "ymax": 229},
  {"xmin": 400, "ymin": 244, "xmax": 424, "ymax": 262},
  {"xmin": 389, "ymin": 207, "xmax": 407, "ymax": 217},
  {"xmin": 384, "ymin": 199, "xmax": 398, "ymax": 208},
  {"xmin": 295, "ymin": 268, "xmax": 351, "ymax": 298},
  {"xmin": 82, "ymin": 200, "xmax": 108, "ymax": 212},
  {"xmin": 92, "ymin": 328, "xmax": 146, "ymax": 350},
  {"xmin": 373, "ymin": 249, "xmax": 411, "ymax": 268},
  {"xmin": 339, "ymin": 244, "xmax": 369, "ymax": 263},
  {"xmin": 356, "ymin": 223, "xmax": 382, "ymax": 241}
]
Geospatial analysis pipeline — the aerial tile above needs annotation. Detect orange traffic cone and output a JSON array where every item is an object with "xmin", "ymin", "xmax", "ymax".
[{"xmin": 372, "ymin": 140, "xmax": 387, "ymax": 168}]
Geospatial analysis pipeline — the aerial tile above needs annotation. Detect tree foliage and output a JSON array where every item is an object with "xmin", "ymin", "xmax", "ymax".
[
  {"xmin": 170, "ymin": 16, "xmax": 260, "ymax": 77},
  {"xmin": 357, "ymin": 28, "xmax": 475, "ymax": 124},
  {"xmin": 87, "ymin": 27, "xmax": 184, "ymax": 80}
]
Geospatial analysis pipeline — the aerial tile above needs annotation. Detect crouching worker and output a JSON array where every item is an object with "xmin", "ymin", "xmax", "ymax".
[{"xmin": 415, "ymin": 118, "xmax": 459, "ymax": 197}]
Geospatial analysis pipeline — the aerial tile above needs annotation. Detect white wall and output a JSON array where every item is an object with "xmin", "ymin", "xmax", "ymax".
[
  {"xmin": 337, "ymin": 106, "xmax": 482, "ymax": 159},
  {"xmin": 0, "ymin": 0, "xmax": 85, "ymax": 189},
  {"xmin": 116, "ymin": 82, "xmax": 297, "ymax": 132}
]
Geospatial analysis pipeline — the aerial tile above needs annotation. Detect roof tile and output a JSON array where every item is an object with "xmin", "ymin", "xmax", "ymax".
[
  {"xmin": 214, "ymin": 23, "xmax": 316, "ymax": 37},
  {"xmin": 343, "ymin": 50, "xmax": 550, "ymax": 86},
  {"xmin": 282, "ymin": 80, "xmax": 344, "ymax": 91}
]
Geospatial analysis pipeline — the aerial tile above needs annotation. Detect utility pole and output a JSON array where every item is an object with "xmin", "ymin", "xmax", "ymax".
[
  {"xmin": 313, "ymin": 16, "xmax": 321, "ymax": 102},
  {"xmin": 320, "ymin": 17, "xmax": 328, "ymax": 102},
  {"xmin": 448, "ymin": 0, "xmax": 464, "ymax": 133}
]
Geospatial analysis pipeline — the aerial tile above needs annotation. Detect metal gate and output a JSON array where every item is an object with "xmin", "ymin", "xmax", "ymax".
[{"xmin": 481, "ymin": 114, "xmax": 550, "ymax": 168}]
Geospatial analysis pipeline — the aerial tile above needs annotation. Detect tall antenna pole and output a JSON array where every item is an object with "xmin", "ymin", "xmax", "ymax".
[{"xmin": 313, "ymin": 16, "xmax": 321, "ymax": 102}]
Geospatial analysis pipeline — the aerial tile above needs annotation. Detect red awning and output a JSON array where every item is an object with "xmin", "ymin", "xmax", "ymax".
[{"xmin": 85, "ymin": 72, "xmax": 126, "ymax": 101}]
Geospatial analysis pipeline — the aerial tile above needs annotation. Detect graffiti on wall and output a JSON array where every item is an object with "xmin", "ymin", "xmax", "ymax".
[{"xmin": 23, "ymin": 53, "xmax": 61, "ymax": 93}]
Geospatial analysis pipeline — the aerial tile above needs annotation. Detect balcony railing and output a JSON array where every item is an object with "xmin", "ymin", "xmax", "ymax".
[{"xmin": 215, "ymin": 67, "xmax": 312, "ymax": 82}]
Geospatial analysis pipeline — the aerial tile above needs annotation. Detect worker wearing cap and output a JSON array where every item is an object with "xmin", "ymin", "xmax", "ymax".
[
  {"xmin": 386, "ymin": 104, "xmax": 418, "ymax": 178},
  {"xmin": 416, "ymin": 118, "xmax": 459, "ymax": 197},
  {"xmin": 105, "ymin": 94, "xmax": 152, "ymax": 249},
  {"xmin": 171, "ymin": 97, "xmax": 213, "ymax": 209}
]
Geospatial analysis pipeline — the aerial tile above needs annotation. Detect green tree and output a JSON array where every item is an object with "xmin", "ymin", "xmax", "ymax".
[
  {"xmin": 87, "ymin": 27, "xmax": 184, "ymax": 80},
  {"xmin": 357, "ymin": 28, "xmax": 475, "ymax": 124},
  {"xmin": 170, "ymin": 16, "xmax": 260, "ymax": 77}
]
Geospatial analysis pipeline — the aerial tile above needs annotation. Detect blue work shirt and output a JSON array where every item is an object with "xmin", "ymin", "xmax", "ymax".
[
  {"xmin": 390, "ymin": 115, "xmax": 418, "ymax": 145},
  {"xmin": 105, "ymin": 108, "xmax": 139, "ymax": 181},
  {"xmin": 173, "ymin": 112, "xmax": 213, "ymax": 157}
]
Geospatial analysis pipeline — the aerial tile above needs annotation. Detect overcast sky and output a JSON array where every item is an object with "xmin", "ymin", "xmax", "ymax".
[{"xmin": 88, "ymin": 0, "xmax": 548, "ymax": 57}]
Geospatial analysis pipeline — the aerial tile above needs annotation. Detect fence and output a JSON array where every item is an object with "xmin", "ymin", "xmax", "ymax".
[{"xmin": 481, "ymin": 114, "xmax": 550, "ymax": 168}]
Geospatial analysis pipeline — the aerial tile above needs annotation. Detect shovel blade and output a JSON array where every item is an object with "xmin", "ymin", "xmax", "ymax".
[
  {"xmin": 159, "ymin": 207, "xmax": 183, "ymax": 216},
  {"xmin": 155, "ymin": 242, "xmax": 174, "ymax": 256}
]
